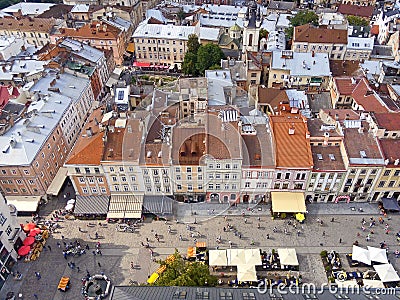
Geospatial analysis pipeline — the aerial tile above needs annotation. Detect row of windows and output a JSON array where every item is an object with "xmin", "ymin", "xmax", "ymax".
[
  {"xmin": 137, "ymin": 46, "xmax": 183, "ymax": 53},
  {"xmin": 244, "ymin": 182, "xmax": 269, "ymax": 188},
  {"xmin": 378, "ymin": 180, "xmax": 400, "ymax": 188},
  {"xmin": 135, "ymin": 38, "xmax": 183, "ymax": 45},
  {"xmin": 383, "ymin": 170, "xmax": 400, "ymax": 177},
  {"xmin": 137, "ymin": 53, "xmax": 183, "ymax": 60},
  {"xmin": 82, "ymin": 187, "xmax": 107, "ymax": 194},
  {"xmin": 208, "ymin": 184, "xmax": 237, "ymax": 190},
  {"xmin": 208, "ymin": 164, "xmax": 239, "ymax": 170},
  {"xmin": 2, "ymin": 179, "xmax": 36, "ymax": 185},
  {"xmin": 276, "ymin": 172, "xmax": 306, "ymax": 180},
  {"xmin": 311, "ymin": 173, "xmax": 343, "ymax": 180},
  {"xmin": 79, "ymin": 177, "xmax": 104, "ymax": 184},
  {"xmin": 5, "ymin": 187, "xmax": 37, "ymax": 193}
]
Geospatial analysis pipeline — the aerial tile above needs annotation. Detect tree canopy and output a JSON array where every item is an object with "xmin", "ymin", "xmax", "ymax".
[
  {"xmin": 153, "ymin": 250, "xmax": 218, "ymax": 287},
  {"xmin": 196, "ymin": 43, "xmax": 225, "ymax": 75},
  {"xmin": 347, "ymin": 15, "xmax": 369, "ymax": 27},
  {"xmin": 182, "ymin": 35, "xmax": 225, "ymax": 76},
  {"xmin": 259, "ymin": 28, "xmax": 269, "ymax": 41},
  {"xmin": 285, "ymin": 10, "xmax": 319, "ymax": 39}
]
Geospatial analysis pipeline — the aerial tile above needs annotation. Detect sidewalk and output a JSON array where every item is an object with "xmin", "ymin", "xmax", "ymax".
[{"xmin": 176, "ymin": 202, "xmax": 381, "ymax": 223}]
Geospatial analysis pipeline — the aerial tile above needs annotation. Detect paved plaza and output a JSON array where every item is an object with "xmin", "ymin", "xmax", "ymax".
[{"xmin": 2, "ymin": 200, "xmax": 400, "ymax": 300}]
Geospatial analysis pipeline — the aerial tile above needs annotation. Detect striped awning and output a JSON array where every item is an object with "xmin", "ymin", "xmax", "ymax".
[
  {"xmin": 142, "ymin": 196, "xmax": 173, "ymax": 215},
  {"xmin": 107, "ymin": 193, "xmax": 143, "ymax": 219},
  {"xmin": 74, "ymin": 195, "xmax": 110, "ymax": 215}
]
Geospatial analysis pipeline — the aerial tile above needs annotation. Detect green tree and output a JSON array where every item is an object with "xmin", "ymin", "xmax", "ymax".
[
  {"xmin": 177, "ymin": 8, "xmax": 186, "ymax": 25},
  {"xmin": 196, "ymin": 43, "xmax": 225, "ymax": 75},
  {"xmin": 259, "ymin": 28, "xmax": 269, "ymax": 41},
  {"xmin": 154, "ymin": 250, "xmax": 217, "ymax": 286},
  {"xmin": 187, "ymin": 34, "xmax": 200, "ymax": 54},
  {"xmin": 182, "ymin": 52, "xmax": 198, "ymax": 76},
  {"xmin": 285, "ymin": 10, "xmax": 319, "ymax": 39},
  {"xmin": 346, "ymin": 15, "xmax": 369, "ymax": 27}
]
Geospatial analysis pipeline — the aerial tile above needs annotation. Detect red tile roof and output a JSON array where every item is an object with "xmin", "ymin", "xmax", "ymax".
[
  {"xmin": 378, "ymin": 139, "xmax": 400, "ymax": 167},
  {"xmin": 270, "ymin": 113, "xmax": 313, "ymax": 169},
  {"xmin": 373, "ymin": 112, "xmax": 400, "ymax": 131},
  {"xmin": 293, "ymin": 24, "xmax": 347, "ymax": 44},
  {"xmin": 338, "ymin": 4, "xmax": 374, "ymax": 18},
  {"xmin": 334, "ymin": 77, "xmax": 360, "ymax": 95},
  {"xmin": 0, "ymin": 85, "xmax": 19, "ymax": 108},
  {"xmin": 60, "ymin": 21, "xmax": 121, "ymax": 40},
  {"xmin": 351, "ymin": 78, "xmax": 389, "ymax": 113}
]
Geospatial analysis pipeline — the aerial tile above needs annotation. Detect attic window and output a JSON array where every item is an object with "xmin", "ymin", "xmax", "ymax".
[
  {"xmin": 317, "ymin": 154, "xmax": 323, "ymax": 160},
  {"xmin": 329, "ymin": 154, "xmax": 335, "ymax": 161}
]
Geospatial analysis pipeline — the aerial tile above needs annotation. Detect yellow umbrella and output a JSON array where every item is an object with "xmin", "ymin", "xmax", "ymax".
[{"xmin": 295, "ymin": 213, "xmax": 305, "ymax": 222}]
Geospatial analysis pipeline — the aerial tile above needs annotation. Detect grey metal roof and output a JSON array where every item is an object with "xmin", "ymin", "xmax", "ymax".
[
  {"xmin": 74, "ymin": 195, "xmax": 110, "ymax": 215},
  {"xmin": 142, "ymin": 195, "xmax": 173, "ymax": 215},
  {"xmin": 110, "ymin": 286, "xmax": 400, "ymax": 300},
  {"xmin": 60, "ymin": 38, "xmax": 104, "ymax": 63}
]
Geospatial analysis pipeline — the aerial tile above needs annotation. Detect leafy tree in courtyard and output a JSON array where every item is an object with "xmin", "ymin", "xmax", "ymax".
[
  {"xmin": 285, "ymin": 10, "xmax": 319, "ymax": 39},
  {"xmin": 196, "ymin": 43, "xmax": 225, "ymax": 75},
  {"xmin": 259, "ymin": 28, "xmax": 269, "ymax": 41},
  {"xmin": 346, "ymin": 16, "xmax": 369, "ymax": 27},
  {"xmin": 187, "ymin": 34, "xmax": 200, "ymax": 54},
  {"xmin": 182, "ymin": 52, "xmax": 198, "ymax": 76},
  {"xmin": 177, "ymin": 8, "xmax": 186, "ymax": 25},
  {"xmin": 153, "ymin": 250, "xmax": 218, "ymax": 287}
]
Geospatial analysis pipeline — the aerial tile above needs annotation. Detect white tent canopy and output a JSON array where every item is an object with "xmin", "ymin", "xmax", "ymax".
[
  {"xmin": 227, "ymin": 249, "xmax": 246, "ymax": 266},
  {"xmin": 237, "ymin": 264, "xmax": 257, "ymax": 282},
  {"xmin": 244, "ymin": 248, "xmax": 262, "ymax": 266},
  {"xmin": 373, "ymin": 264, "xmax": 400, "ymax": 282},
  {"xmin": 368, "ymin": 246, "xmax": 389, "ymax": 264},
  {"xmin": 352, "ymin": 245, "xmax": 371, "ymax": 265},
  {"xmin": 209, "ymin": 250, "xmax": 228, "ymax": 266},
  {"xmin": 277, "ymin": 248, "xmax": 299, "ymax": 266}
]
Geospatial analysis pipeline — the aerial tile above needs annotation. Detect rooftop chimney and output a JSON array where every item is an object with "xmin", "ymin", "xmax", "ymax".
[{"xmin": 86, "ymin": 127, "xmax": 93, "ymax": 137}]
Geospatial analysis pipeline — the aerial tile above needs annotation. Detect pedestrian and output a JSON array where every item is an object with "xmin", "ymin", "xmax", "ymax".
[
  {"xmin": 244, "ymin": 218, "xmax": 247, "ymax": 224},
  {"xmin": 86, "ymin": 244, "xmax": 90, "ymax": 250},
  {"xmin": 257, "ymin": 223, "xmax": 260, "ymax": 229},
  {"xmin": 57, "ymin": 242, "xmax": 61, "ymax": 248},
  {"xmin": 33, "ymin": 294, "xmax": 38, "ymax": 300},
  {"xmin": 61, "ymin": 235, "xmax": 65, "ymax": 240},
  {"xmin": 297, "ymin": 230, "xmax": 301, "ymax": 236},
  {"xmin": 77, "ymin": 266, "xmax": 80, "ymax": 272},
  {"xmin": 35, "ymin": 272, "xmax": 41, "ymax": 280},
  {"xmin": 266, "ymin": 234, "xmax": 270, "ymax": 239},
  {"xmin": 131, "ymin": 262, "xmax": 134, "ymax": 269},
  {"xmin": 78, "ymin": 227, "xmax": 82, "ymax": 232},
  {"xmin": 95, "ymin": 232, "xmax": 99, "ymax": 239},
  {"xmin": 146, "ymin": 237, "xmax": 149, "ymax": 242},
  {"xmin": 47, "ymin": 245, "xmax": 51, "ymax": 251},
  {"xmin": 98, "ymin": 262, "xmax": 101, "ymax": 267},
  {"xmin": 179, "ymin": 234, "xmax": 182, "ymax": 241},
  {"xmin": 322, "ymin": 231, "xmax": 325, "ymax": 237},
  {"xmin": 63, "ymin": 251, "xmax": 67, "ymax": 259},
  {"xmin": 339, "ymin": 238, "xmax": 342, "ymax": 244},
  {"xmin": 92, "ymin": 250, "xmax": 96, "ymax": 256},
  {"xmin": 331, "ymin": 217, "xmax": 334, "ymax": 222},
  {"xmin": 229, "ymin": 240, "xmax": 232, "ymax": 248}
]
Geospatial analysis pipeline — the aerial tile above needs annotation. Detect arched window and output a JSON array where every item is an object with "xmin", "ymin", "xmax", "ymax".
[{"xmin": 249, "ymin": 34, "xmax": 253, "ymax": 46}]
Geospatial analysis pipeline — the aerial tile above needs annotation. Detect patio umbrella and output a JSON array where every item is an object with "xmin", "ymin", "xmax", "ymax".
[
  {"xmin": 67, "ymin": 199, "xmax": 76, "ymax": 205},
  {"xmin": 367, "ymin": 246, "xmax": 388, "ymax": 264},
  {"xmin": 23, "ymin": 236, "xmax": 35, "ymax": 246},
  {"xmin": 295, "ymin": 213, "xmax": 305, "ymax": 222},
  {"xmin": 65, "ymin": 203, "xmax": 74, "ymax": 211},
  {"xmin": 244, "ymin": 248, "xmax": 262, "ymax": 265},
  {"xmin": 18, "ymin": 245, "xmax": 31, "ymax": 256},
  {"xmin": 237, "ymin": 264, "xmax": 257, "ymax": 282},
  {"xmin": 209, "ymin": 250, "xmax": 228, "ymax": 266},
  {"xmin": 277, "ymin": 248, "xmax": 299, "ymax": 266},
  {"xmin": 29, "ymin": 228, "xmax": 41, "ymax": 236},
  {"xmin": 373, "ymin": 264, "xmax": 400, "ymax": 282},
  {"xmin": 352, "ymin": 245, "xmax": 371, "ymax": 265},
  {"xmin": 23, "ymin": 223, "xmax": 36, "ymax": 232}
]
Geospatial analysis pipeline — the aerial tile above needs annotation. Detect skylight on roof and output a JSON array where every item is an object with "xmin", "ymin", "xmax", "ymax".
[
  {"xmin": 329, "ymin": 154, "xmax": 336, "ymax": 161},
  {"xmin": 317, "ymin": 154, "xmax": 323, "ymax": 160},
  {"xmin": 360, "ymin": 151, "xmax": 367, "ymax": 158}
]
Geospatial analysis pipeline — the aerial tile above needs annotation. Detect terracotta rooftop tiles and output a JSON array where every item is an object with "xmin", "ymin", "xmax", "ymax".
[
  {"xmin": 293, "ymin": 24, "xmax": 348, "ymax": 44},
  {"xmin": 66, "ymin": 107, "xmax": 104, "ymax": 165},
  {"xmin": 270, "ymin": 114, "xmax": 313, "ymax": 169},
  {"xmin": 333, "ymin": 77, "xmax": 360, "ymax": 95},
  {"xmin": 60, "ymin": 21, "xmax": 121, "ymax": 40},
  {"xmin": 343, "ymin": 127, "xmax": 384, "ymax": 165},
  {"xmin": 0, "ymin": 17, "xmax": 55, "ymax": 33},
  {"xmin": 329, "ymin": 60, "xmax": 362, "ymax": 77},
  {"xmin": 338, "ymin": 4, "xmax": 374, "ymax": 18},
  {"xmin": 206, "ymin": 110, "xmax": 242, "ymax": 160},
  {"xmin": 373, "ymin": 112, "xmax": 400, "ymax": 131},
  {"xmin": 378, "ymin": 139, "xmax": 400, "ymax": 167},
  {"xmin": 351, "ymin": 78, "xmax": 389, "ymax": 113},
  {"xmin": 312, "ymin": 145, "xmax": 346, "ymax": 171},
  {"xmin": 172, "ymin": 126, "xmax": 206, "ymax": 165}
]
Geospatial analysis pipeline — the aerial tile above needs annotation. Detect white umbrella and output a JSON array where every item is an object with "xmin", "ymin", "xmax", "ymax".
[
  {"xmin": 277, "ymin": 248, "xmax": 299, "ymax": 266},
  {"xmin": 352, "ymin": 245, "xmax": 371, "ymax": 265},
  {"xmin": 244, "ymin": 248, "xmax": 262, "ymax": 265},
  {"xmin": 367, "ymin": 246, "xmax": 388, "ymax": 264},
  {"xmin": 209, "ymin": 250, "xmax": 227, "ymax": 266},
  {"xmin": 65, "ymin": 203, "xmax": 74, "ymax": 211},
  {"xmin": 67, "ymin": 199, "xmax": 76, "ymax": 205},
  {"xmin": 373, "ymin": 264, "xmax": 400, "ymax": 282},
  {"xmin": 227, "ymin": 249, "xmax": 246, "ymax": 266},
  {"xmin": 237, "ymin": 264, "xmax": 257, "ymax": 282}
]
